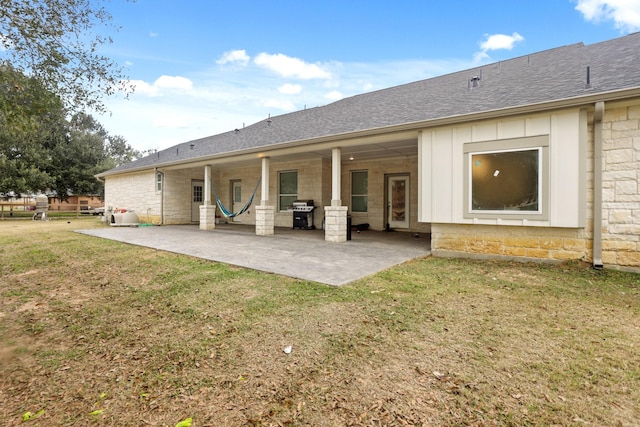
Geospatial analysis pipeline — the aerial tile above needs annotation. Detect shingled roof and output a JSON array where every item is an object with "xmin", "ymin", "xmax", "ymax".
[{"xmin": 102, "ymin": 32, "xmax": 640, "ymax": 176}]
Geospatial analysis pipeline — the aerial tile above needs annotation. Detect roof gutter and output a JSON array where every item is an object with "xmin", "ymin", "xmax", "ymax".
[
  {"xmin": 592, "ymin": 101, "xmax": 605, "ymax": 269},
  {"xmin": 97, "ymin": 86, "xmax": 640, "ymax": 178}
]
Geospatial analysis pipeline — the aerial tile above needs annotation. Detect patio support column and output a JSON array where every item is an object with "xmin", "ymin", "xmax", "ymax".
[
  {"xmin": 256, "ymin": 157, "xmax": 274, "ymax": 235},
  {"xmin": 325, "ymin": 147, "xmax": 348, "ymax": 242},
  {"xmin": 331, "ymin": 147, "xmax": 342, "ymax": 206},
  {"xmin": 200, "ymin": 164, "xmax": 216, "ymax": 230}
]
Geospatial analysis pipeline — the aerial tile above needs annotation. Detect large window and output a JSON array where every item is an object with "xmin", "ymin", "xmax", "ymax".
[
  {"xmin": 351, "ymin": 170, "xmax": 368, "ymax": 213},
  {"xmin": 278, "ymin": 170, "xmax": 297, "ymax": 210},
  {"xmin": 464, "ymin": 135, "xmax": 548, "ymax": 220}
]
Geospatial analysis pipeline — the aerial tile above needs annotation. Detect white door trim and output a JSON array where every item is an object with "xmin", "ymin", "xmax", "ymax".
[
  {"xmin": 387, "ymin": 175, "xmax": 409, "ymax": 229},
  {"xmin": 191, "ymin": 180, "xmax": 204, "ymax": 222},
  {"xmin": 232, "ymin": 180, "xmax": 242, "ymax": 222}
]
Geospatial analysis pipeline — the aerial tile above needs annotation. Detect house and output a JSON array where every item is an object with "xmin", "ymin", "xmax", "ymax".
[
  {"xmin": 98, "ymin": 33, "xmax": 640, "ymax": 272},
  {"xmin": 48, "ymin": 194, "xmax": 104, "ymax": 213}
]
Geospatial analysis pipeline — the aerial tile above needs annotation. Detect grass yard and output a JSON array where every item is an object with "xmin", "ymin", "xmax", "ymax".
[{"xmin": 1, "ymin": 219, "xmax": 639, "ymax": 426}]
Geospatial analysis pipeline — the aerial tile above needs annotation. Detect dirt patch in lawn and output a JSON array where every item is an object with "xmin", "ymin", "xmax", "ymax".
[{"xmin": 1, "ymin": 219, "xmax": 639, "ymax": 426}]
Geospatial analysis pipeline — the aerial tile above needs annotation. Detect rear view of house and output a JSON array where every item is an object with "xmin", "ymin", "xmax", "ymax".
[{"xmin": 98, "ymin": 33, "xmax": 640, "ymax": 272}]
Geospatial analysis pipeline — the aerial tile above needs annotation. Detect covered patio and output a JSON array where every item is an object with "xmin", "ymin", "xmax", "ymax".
[{"xmin": 77, "ymin": 224, "xmax": 431, "ymax": 286}]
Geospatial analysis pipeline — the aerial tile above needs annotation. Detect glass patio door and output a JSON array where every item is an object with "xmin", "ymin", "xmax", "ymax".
[{"xmin": 387, "ymin": 175, "xmax": 409, "ymax": 229}]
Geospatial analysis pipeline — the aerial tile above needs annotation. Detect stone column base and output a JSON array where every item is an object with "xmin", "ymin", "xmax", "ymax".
[
  {"xmin": 199, "ymin": 205, "xmax": 216, "ymax": 230},
  {"xmin": 324, "ymin": 206, "xmax": 348, "ymax": 242},
  {"xmin": 255, "ymin": 205, "xmax": 275, "ymax": 236}
]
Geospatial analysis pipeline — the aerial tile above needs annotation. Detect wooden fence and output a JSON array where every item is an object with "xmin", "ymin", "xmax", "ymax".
[{"xmin": 0, "ymin": 202, "xmax": 103, "ymax": 218}]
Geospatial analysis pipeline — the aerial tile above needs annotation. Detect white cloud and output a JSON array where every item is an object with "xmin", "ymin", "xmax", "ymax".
[
  {"xmin": 324, "ymin": 90, "xmax": 343, "ymax": 101},
  {"xmin": 128, "ymin": 75, "xmax": 193, "ymax": 97},
  {"xmin": 129, "ymin": 79, "xmax": 160, "ymax": 97},
  {"xmin": 254, "ymin": 53, "xmax": 332, "ymax": 80},
  {"xmin": 149, "ymin": 31, "xmax": 159, "ymax": 38},
  {"xmin": 474, "ymin": 32, "xmax": 524, "ymax": 63},
  {"xmin": 263, "ymin": 98, "xmax": 296, "ymax": 111},
  {"xmin": 278, "ymin": 83, "xmax": 302, "ymax": 94},
  {"xmin": 154, "ymin": 75, "xmax": 193, "ymax": 91},
  {"xmin": 216, "ymin": 49, "xmax": 250, "ymax": 66},
  {"xmin": 102, "ymin": 54, "xmax": 477, "ymax": 152},
  {"xmin": 152, "ymin": 114, "xmax": 190, "ymax": 129},
  {"xmin": 480, "ymin": 32, "xmax": 524, "ymax": 51},
  {"xmin": 362, "ymin": 82, "xmax": 374, "ymax": 91},
  {"xmin": 575, "ymin": 0, "xmax": 640, "ymax": 32}
]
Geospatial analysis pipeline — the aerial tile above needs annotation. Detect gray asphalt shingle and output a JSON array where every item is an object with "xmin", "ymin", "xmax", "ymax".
[{"xmin": 105, "ymin": 33, "xmax": 640, "ymax": 175}]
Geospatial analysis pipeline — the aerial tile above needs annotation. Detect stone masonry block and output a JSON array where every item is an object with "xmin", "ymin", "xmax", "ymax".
[
  {"xmin": 504, "ymin": 246, "xmax": 528, "ymax": 257},
  {"xmin": 602, "ymin": 240, "xmax": 636, "ymax": 251},
  {"xmin": 606, "ymin": 149, "xmax": 634, "ymax": 164},
  {"xmin": 435, "ymin": 237, "xmax": 466, "ymax": 252},
  {"xmin": 540, "ymin": 238, "xmax": 563, "ymax": 250},
  {"xmin": 551, "ymin": 250, "xmax": 584, "ymax": 261},
  {"xmin": 610, "ymin": 210, "xmax": 633, "ymax": 224},
  {"xmin": 615, "ymin": 180, "xmax": 637, "ymax": 196},
  {"xmin": 611, "ymin": 120, "xmax": 639, "ymax": 131},
  {"xmin": 602, "ymin": 251, "xmax": 618, "ymax": 264},
  {"xmin": 617, "ymin": 251, "xmax": 640, "ymax": 267},
  {"xmin": 562, "ymin": 238, "xmax": 586, "ymax": 251},
  {"xmin": 525, "ymin": 248, "xmax": 551, "ymax": 259},
  {"xmin": 467, "ymin": 239, "xmax": 503, "ymax": 254}
]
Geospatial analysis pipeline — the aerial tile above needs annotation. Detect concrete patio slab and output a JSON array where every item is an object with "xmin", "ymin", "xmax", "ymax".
[{"xmin": 77, "ymin": 224, "xmax": 431, "ymax": 286}]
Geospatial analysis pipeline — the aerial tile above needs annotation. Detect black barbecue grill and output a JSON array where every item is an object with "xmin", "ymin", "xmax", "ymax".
[{"xmin": 292, "ymin": 200, "xmax": 316, "ymax": 229}]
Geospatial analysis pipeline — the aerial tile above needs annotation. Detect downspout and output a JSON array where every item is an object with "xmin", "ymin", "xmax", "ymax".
[
  {"xmin": 156, "ymin": 168, "xmax": 165, "ymax": 225},
  {"xmin": 592, "ymin": 102, "xmax": 604, "ymax": 269}
]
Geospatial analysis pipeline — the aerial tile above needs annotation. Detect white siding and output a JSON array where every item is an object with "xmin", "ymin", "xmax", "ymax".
[{"xmin": 419, "ymin": 109, "xmax": 586, "ymax": 228}]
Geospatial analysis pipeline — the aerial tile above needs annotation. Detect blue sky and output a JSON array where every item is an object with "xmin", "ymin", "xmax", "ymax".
[{"xmin": 98, "ymin": 0, "xmax": 640, "ymax": 152}]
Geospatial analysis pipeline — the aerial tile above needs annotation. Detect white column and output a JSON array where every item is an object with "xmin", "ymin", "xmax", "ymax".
[
  {"xmin": 256, "ymin": 156, "xmax": 274, "ymax": 235},
  {"xmin": 325, "ymin": 147, "xmax": 348, "ymax": 242},
  {"xmin": 331, "ymin": 147, "xmax": 341, "ymax": 206},
  {"xmin": 261, "ymin": 157, "xmax": 270, "ymax": 206},
  {"xmin": 200, "ymin": 164, "xmax": 216, "ymax": 230},
  {"xmin": 204, "ymin": 164, "xmax": 212, "ymax": 205}
]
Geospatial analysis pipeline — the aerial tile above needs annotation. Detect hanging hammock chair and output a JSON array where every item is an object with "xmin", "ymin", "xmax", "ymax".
[{"xmin": 212, "ymin": 178, "xmax": 261, "ymax": 218}]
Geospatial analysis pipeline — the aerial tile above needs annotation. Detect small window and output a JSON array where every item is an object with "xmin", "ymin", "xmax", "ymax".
[
  {"xmin": 156, "ymin": 172, "xmax": 163, "ymax": 192},
  {"xmin": 351, "ymin": 170, "xmax": 368, "ymax": 213},
  {"xmin": 278, "ymin": 170, "xmax": 297, "ymax": 210},
  {"xmin": 464, "ymin": 135, "xmax": 549, "ymax": 220},
  {"xmin": 193, "ymin": 184, "xmax": 203, "ymax": 203}
]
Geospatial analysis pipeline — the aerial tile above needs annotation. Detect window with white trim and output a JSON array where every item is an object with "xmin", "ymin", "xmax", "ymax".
[
  {"xmin": 351, "ymin": 170, "xmax": 368, "ymax": 213},
  {"xmin": 278, "ymin": 170, "xmax": 297, "ymax": 210},
  {"xmin": 464, "ymin": 135, "xmax": 549, "ymax": 220},
  {"xmin": 156, "ymin": 172, "xmax": 163, "ymax": 192}
]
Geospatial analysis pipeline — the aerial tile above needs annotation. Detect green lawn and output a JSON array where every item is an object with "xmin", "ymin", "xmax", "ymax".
[{"xmin": 1, "ymin": 219, "xmax": 639, "ymax": 426}]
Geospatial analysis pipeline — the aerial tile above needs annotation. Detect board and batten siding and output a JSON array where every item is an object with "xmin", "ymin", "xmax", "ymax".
[{"xmin": 419, "ymin": 109, "xmax": 592, "ymax": 263}]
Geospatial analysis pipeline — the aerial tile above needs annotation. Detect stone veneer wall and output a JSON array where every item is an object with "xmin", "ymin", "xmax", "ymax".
[
  {"xmin": 215, "ymin": 166, "xmax": 261, "ymax": 225},
  {"xmin": 270, "ymin": 158, "xmax": 325, "ymax": 228},
  {"xmin": 600, "ymin": 102, "xmax": 640, "ymax": 269},
  {"xmin": 163, "ymin": 169, "xmax": 202, "ymax": 224},
  {"xmin": 432, "ymin": 100, "xmax": 640, "ymax": 271},
  {"xmin": 104, "ymin": 171, "xmax": 161, "ymax": 223},
  {"xmin": 342, "ymin": 155, "xmax": 431, "ymax": 233},
  {"xmin": 433, "ymin": 224, "xmax": 590, "ymax": 261}
]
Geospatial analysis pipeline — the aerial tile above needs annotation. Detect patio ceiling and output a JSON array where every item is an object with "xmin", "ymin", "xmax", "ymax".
[{"xmin": 162, "ymin": 130, "xmax": 419, "ymax": 171}]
